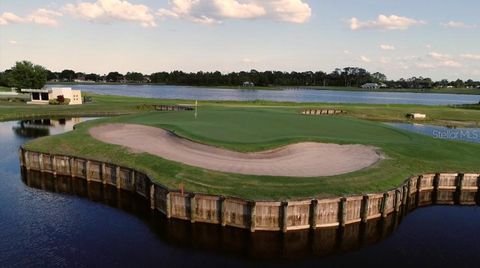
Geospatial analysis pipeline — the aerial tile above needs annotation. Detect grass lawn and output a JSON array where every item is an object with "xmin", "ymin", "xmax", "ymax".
[
  {"xmin": 23, "ymin": 107, "xmax": 480, "ymax": 200},
  {"xmin": 0, "ymin": 86, "xmax": 12, "ymax": 92},
  {"xmin": 1, "ymin": 93, "xmax": 480, "ymax": 127}
]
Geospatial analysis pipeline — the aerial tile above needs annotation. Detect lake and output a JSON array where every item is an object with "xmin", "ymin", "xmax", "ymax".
[
  {"xmin": 0, "ymin": 118, "xmax": 479, "ymax": 267},
  {"xmin": 51, "ymin": 84, "xmax": 480, "ymax": 105}
]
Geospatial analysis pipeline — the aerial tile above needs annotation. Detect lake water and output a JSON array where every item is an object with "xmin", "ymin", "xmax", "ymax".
[
  {"xmin": 387, "ymin": 123, "xmax": 480, "ymax": 144},
  {"xmin": 51, "ymin": 84, "xmax": 480, "ymax": 105},
  {"xmin": 1, "ymin": 118, "xmax": 480, "ymax": 267}
]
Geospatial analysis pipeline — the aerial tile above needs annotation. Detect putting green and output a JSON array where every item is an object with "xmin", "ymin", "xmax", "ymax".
[{"xmin": 24, "ymin": 107, "xmax": 480, "ymax": 200}]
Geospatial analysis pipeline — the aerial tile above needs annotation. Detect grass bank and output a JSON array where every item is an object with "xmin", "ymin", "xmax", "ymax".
[{"xmin": 23, "ymin": 107, "xmax": 480, "ymax": 200}]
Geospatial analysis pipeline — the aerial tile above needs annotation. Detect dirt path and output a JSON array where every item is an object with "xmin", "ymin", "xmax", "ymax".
[{"xmin": 89, "ymin": 124, "xmax": 381, "ymax": 177}]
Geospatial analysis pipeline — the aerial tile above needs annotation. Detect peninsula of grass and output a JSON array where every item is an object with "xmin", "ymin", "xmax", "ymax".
[{"xmin": 23, "ymin": 106, "xmax": 480, "ymax": 200}]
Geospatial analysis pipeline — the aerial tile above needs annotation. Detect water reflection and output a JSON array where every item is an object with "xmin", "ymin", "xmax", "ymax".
[
  {"xmin": 21, "ymin": 169, "xmax": 479, "ymax": 261},
  {"xmin": 11, "ymin": 118, "xmax": 95, "ymax": 138}
]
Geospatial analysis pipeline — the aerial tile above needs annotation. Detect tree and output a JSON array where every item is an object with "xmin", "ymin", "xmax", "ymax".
[
  {"xmin": 125, "ymin": 72, "xmax": 144, "ymax": 82},
  {"xmin": 85, "ymin": 73, "xmax": 100, "ymax": 82},
  {"xmin": 59, "ymin": 69, "xmax": 75, "ymax": 81},
  {"xmin": 46, "ymin": 70, "xmax": 58, "ymax": 81},
  {"xmin": 7, "ymin": 61, "xmax": 47, "ymax": 89},
  {"xmin": 106, "ymin": 72, "xmax": 124, "ymax": 82}
]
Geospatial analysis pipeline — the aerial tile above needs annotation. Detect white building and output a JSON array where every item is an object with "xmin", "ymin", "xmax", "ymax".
[
  {"xmin": 361, "ymin": 83, "xmax": 387, "ymax": 89},
  {"xmin": 21, "ymin": 87, "xmax": 83, "ymax": 105},
  {"xmin": 361, "ymin": 83, "xmax": 379, "ymax": 89},
  {"xmin": 407, "ymin": 113, "xmax": 427, "ymax": 120}
]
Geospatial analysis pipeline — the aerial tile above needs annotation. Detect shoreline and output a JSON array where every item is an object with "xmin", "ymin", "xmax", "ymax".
[{"xmin": 19, "ymin": 147, "xmax": 480, "ymax": 232}]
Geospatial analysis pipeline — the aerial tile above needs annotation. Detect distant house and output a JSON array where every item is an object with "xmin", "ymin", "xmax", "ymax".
[
  {"xmin": 407, "ymin": 113, "xmax": 426, "ymax": 120},
  {"xmin": 361, "ymin": 83, "xmax": 380, "ymax": 89},
  {"xmin": 21, "ymin": 87, "xmax": 83, "ymax": 105},
  {"xmin": 242, "ymin": 81, "xmax": 255, "ymax": 87}
]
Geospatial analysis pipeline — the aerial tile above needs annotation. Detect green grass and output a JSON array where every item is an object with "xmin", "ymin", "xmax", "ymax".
[
  {"xmin": 1, "ymin": 93, "xmax": 480, "ymax": 127},
  {"xmin": 0, "ymin": 86, "xmax": 12, "ymax": 92},
  {"xmin": 24, "ymin": 107, "xmax": 480, "ymax": 200}
]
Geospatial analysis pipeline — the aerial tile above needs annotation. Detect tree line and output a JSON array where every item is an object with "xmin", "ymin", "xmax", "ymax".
[{"xmin": 1, "ymin": 61, "xmax": 479, "ymax": 90}]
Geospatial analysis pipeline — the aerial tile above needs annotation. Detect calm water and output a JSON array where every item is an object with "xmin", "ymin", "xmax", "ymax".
[
  {"xmin": 387, "ymin": 123, "xmax": 480, "ymax": 144},
  {"xmin": 1, "ymin": 118, "xmax": 480, "ymax": 267},
  {"xmin": 52, "ymin": 84, "xmax": 480, "ymax": 105}
]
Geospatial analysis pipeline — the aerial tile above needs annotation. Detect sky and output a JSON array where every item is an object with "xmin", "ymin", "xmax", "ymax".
[{"xmin": 0, "ymin": 0, "xmax": 479, "ymax": 80}]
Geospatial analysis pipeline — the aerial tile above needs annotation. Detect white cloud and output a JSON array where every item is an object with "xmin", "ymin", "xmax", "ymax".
[
  {"xmin": 27, "ymin": 8, "xmax": 62, "ymax": 26},
  {"xmin": 428, "ymin": 52, "xmax": 462, "ymax": 68},
  {"xmin": 442, "ymin": 21, "xmax": 478, "ymax": 29},
  {"xmin": 157, "ymin": 0, "xmax": 312, "ymax": 24},
  {"xmin": 64, "ymin": 0, "xmax": 157, "ymax": 27},
  {"xmin": 360, "ymin": 56, "xmax": 371, "ymax": 63},
  {"xmin": 380, "ymin": 44, "xmax": 395, "ymax": 51},
  {"xmin": 0, "ymin": 9, "xmax": 61, "ymax": 26},
  {"xmin": 343, "ymin": 50, "xmax": 351, "ymax": 54},
  {"xmin": 349, "ymin": 14, "xmax": 425, "ymax": 31},
  {"xmin": 416, "ymin": 63, "xmax": 435, "ymax": 69},
  {"xmin": 241, "ymin": 58, "xmax": 258, "ymax": 63},
  {"xmin": 425, "ymin": 44, "xmax": 432, "ymax": 49},
  {"xmin": 8, "ymin": 40, "xmax": 18, "ymax": 45},
  {"xmin": 0, "ymin": 12, "xmax": 25, "ymax": 25},
  {"xmin": 460, "ymin": 54, "xmax": 480, "ymax": 60}
]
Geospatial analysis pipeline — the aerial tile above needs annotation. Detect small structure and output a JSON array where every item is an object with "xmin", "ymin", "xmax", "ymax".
[
  {"xmin": 361, "ymin": 83, "xmax": 387, "ymax": 89},
  {"xmin": 21, "ymin": 87, "xmax": 82, "ymax": 105},
  {"xmin": 242, "ymin": 81, "xmax": 255, "ymax": 87},
  {"xmin": 302, "ymin": 109, "xmax": 346, "ymax": 115},
  {"xmin": 361, "ymin": 83, "xmax": 379, "ymax": 89},
  {"xmin": 407, "ymin": 113, "xmax": 426, "ymax": 120}
]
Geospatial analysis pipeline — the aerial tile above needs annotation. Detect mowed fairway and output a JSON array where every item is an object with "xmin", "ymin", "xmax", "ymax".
[{"xmin": 24, "ymin": 107, "xmax": 480, "ymax": 200}]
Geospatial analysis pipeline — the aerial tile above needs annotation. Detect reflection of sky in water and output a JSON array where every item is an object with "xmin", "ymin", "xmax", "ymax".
[
  {"xmin": 386, "ymin": 123, "xmax": 480, "ymax": 143},
  {"xmin": 51, "ymin": 84, "xmax": 480, "ymax": 105}
]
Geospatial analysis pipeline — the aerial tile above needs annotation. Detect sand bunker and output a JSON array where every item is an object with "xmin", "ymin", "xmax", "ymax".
[{"xmin": 89, "ymin": 124, "xmax": 382, "ymax": 177}]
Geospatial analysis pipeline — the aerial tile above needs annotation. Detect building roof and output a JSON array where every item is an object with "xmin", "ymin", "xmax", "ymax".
[{"xmin": 20, "ymin": 88, "xmax": 49, "ymax": 93}]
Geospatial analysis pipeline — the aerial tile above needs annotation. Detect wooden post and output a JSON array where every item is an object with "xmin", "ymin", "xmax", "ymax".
[
  {"xmin": 361, "ymin": 195, "xmax": 369, "ymax": 223},
  {"xmin": 457, "ymin": 173, "xmax": 464, "ymax": 191},
  {"xmin": 282, "ymin": 202, "xmax": 288, "ymax": 233},
  {"xmin": 69, "ymin": 157, "xmax": 74, "ymax": 177},
  {"xmin": 417, "ymin": 175, "xmax": 423, "ymax": 192},
  {"xmin": 250, "ymin": 202, "xmax": 256, "ymax": 233},
  {"xmin": 340, "ymin": 197, "xmax": 347, "ymax": 227},
  {"xmin": 18, "ymin": 148, "xmax": 25, "ymax": 167},
  {"xmin": 85, "ymin": 160, "xmax": 91, "ymax": 182},
  {"xmin": 24, "ymin": 151, "xmax": 30, "ymax": 170},
  {"xmin": 165, "ymin": 192, "xmax": 171, "ymax": 218},
  {"xmin": 39, "ymin": 154, "xmax": 44, "ymax": 172},
  {"xmin": 433, "ymin": 173, "xmax": 440, "ymax": 191},
  {"xmin": 131, "ymin": 170, "xmax": 136, "ymax": 192},
  {"xmin": 381, "ymin": 193, "xmax": 388, "ymax": 218},
  {"xmin": 52, "ymin": 156, "xmax": 57, "ymax": 177},
  {"xmin": 101, "ymin": 162, "xmax": 107, "ymax": 185},
  {"xmin": 394, "ymin": 189, "xmax": 402, "ymax": 212},
  {"xmin": 150, "ymin": 184, "xmax": 155, "ymax": 210},
  {"xmin": 310, "ymin": 199, "xmax": 318, "ymax": 230},
  {"xmin": 402, "ymin": 184, "xmax": 408, "ymax": 205},
  {"xmin": 190, "ymin": 194, "xmax": 196, "ymax": 223},
  {"xmin": 116, "ymin": 166, "xmax": 121, "ymax": 189},
  {"xmin": 220, "ymin": 197, "xmax": 227, "ymax": 227}
]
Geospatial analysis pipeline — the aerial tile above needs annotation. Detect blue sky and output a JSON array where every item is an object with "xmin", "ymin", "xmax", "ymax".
[{"xmin": 1, "ymin": 0, "xmax": 479, "ymax": 80}]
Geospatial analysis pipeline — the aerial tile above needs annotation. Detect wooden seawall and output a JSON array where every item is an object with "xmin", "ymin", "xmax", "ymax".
[{"xmin": 19, "ymin": 148, "xmax": 480, "ymax": 233}]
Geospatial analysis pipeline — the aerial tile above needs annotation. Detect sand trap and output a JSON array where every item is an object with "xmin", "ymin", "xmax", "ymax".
[{"xmin": 89, "ymin": 124, "xmax": 382, "ymax": 177}]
